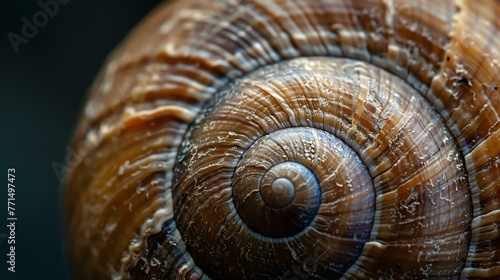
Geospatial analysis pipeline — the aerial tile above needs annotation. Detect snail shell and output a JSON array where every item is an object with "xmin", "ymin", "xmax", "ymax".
[{"xmin": 64, "ymin": 0, "xmax": 500, "ymax": 279}]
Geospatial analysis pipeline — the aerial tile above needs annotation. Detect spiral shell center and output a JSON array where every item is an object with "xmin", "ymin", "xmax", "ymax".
[{"xmin": 171, "ymin": 57, "xmax": 470, "ymax": 278}]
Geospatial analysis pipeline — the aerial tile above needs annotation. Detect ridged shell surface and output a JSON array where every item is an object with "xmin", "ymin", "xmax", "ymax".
[{"xmin": 64, "ymin": 0, "xmax": 500, "ymax": 279}]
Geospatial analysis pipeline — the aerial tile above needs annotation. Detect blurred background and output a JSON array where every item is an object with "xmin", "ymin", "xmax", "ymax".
[{"xmin": 0, "ymin": 0, "xmax": 163, "ymax": 279}]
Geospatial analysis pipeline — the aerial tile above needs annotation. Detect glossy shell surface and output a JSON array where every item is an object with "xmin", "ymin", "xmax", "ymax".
[{"xmin": 64, "ymin": 0, "xmax": 500, "ymax": 279}]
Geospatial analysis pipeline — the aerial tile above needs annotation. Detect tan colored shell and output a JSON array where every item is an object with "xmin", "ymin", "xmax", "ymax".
[{"xmin": 64, "ymin": 0, "xmax": 500, "ymax": 279}]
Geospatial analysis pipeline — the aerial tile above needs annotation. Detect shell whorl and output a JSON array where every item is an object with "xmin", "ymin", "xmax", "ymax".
[
  {"xmin": 64, "ymin": 0, "xmax": 500, "ymax": 279},
  {"xmin": 172, "ymin": 57, "xmax": 471, "ymax": 279}
]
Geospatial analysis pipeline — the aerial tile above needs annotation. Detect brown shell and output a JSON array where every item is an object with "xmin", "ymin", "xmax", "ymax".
[{"xmin": 64, "ymin": 0, "xmax": 500, "ymax": 279}]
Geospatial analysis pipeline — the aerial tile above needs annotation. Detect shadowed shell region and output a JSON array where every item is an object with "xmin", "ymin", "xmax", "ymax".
[{"xmin": 64, "ymin": 0, "xmax": 500, "ymax": 279}]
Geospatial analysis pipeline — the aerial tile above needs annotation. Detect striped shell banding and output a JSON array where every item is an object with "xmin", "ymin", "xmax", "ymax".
[{"xmin": 64, "ymin": 0, "xmax": 500, "ymax": 279}]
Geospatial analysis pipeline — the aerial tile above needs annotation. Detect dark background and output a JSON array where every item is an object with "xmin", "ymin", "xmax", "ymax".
[{"xmin": 0, "ymin": 0, "xmax": 163, "ymax": 279}]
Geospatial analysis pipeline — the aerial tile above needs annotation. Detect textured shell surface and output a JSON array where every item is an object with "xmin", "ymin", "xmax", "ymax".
[{"xmin": 64, "ymin": 0, "xmax": 500, "ymax": 279}]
